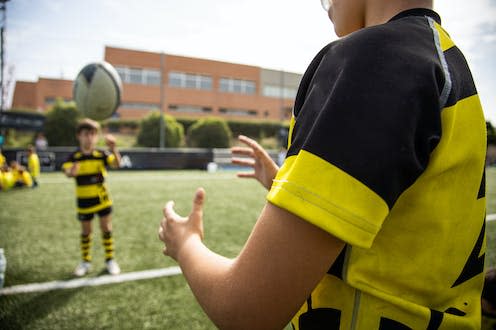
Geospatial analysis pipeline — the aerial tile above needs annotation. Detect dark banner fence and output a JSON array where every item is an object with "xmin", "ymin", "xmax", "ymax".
[
  {"xmin": 0, "ymin": 112, "xmax": 45, "ymax": 131},
  {"xmin": 2, "ymin": 147, "xmax": 215, "ymax": 171}
]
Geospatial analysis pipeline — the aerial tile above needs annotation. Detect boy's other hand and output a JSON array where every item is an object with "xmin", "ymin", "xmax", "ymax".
[
  {"xmin": 159, "ymin": 188, "xmax": 205, "ymax": 261},
  {"xmin": 67, "ymin": 162, "xmax": 80, "ymax": 177}
]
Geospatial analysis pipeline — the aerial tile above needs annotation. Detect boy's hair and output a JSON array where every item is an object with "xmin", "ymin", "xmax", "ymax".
[{"xmin": 76, "ymin": 118, "xmax": 100, "ymax": 134}]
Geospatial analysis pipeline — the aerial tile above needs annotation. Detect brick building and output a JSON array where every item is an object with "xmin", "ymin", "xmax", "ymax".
[{"xmin": 12, "ymin": 46, "xmax": 302, "ymax": 121}]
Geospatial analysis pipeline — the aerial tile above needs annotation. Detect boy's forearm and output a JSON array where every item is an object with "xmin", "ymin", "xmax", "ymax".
[
  {"xmin": 110, "ymin": 148, "xmax": 121, "ymax": 168},
  {"xmin": 176, "ymin": 238, "xmax": 242, "ymax": 329}
]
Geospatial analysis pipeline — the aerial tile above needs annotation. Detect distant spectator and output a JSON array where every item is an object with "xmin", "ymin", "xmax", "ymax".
[
  {"xmin": 35, "ymin": 132, "xmax": 48, "ymax": 150},
  {"xmin": 27, "ymin": 145, "xmax": 40, "ymax": 188},
  {"xmin": 0, "ymin": 165, "xmax": 15, "ymax": 191},
  {"xmin": 0, "ymin": 148, "xmax": 5, "ymax": 168}
]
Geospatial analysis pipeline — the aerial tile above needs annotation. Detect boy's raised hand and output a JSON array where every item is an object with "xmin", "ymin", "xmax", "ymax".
[
  {"xmin": 104, "ymin": 134, "xmax": 117, "ymax": 150},
  {"xmin": 231, "ymin": 135, "xmax": 279, "ymax": 191}
]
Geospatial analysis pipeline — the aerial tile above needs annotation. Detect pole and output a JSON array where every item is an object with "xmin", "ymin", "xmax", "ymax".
[
  {"xmin": 279, "ymin": 70, "xmax": 285, "ymax": 120},
  {"xmin": 279, "ymin": 70, "xmax": 285, "ymax": 147},
  {"xmin": 1, "ymin": 26, "xmax": 4, "ymax": 112},
  {"xmin": 0, "ymin": 1, "xmax": 8, "ymax": 113},
  {"xmin": 0, "ymin": 0, "xmax": 9, "ymax": 140},
  {"xmin": 159, "ymin": 52, "xmax": 166, "ymax": 149}
]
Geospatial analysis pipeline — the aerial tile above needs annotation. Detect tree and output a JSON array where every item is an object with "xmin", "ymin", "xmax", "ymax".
[
  {"xmin": 136, "ymin": 111, "xmax": 184, "ymax": 147},
  {"xmin": 187, "ymin": 117, "xmax": 232, "ymax": 148},
  {"xmin": 44, "ymin": 99, "xmax": 80, "ymax": 146}
]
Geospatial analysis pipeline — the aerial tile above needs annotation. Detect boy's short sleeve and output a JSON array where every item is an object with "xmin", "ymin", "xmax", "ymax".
[
  {"xmin": 105, "ymin": 151, "xmax": 116, "ymax": 167},
  {"xmin": 268, "ymin": 31, "xmax": 442, "ymax": 248},
  {"xmin": 61, "ymin": 153, "xmax": 74, "ymax": 171}
]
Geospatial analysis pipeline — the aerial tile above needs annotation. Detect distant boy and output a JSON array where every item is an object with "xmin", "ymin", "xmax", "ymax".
[
  {"xmin": 62, "ymin": 118, "xmax": 121, "ymax": 276},
  {"xmin": 27, "ymin": 145, "xmax": 40, "ymax": 188},
  {"xmin": 10, "ymin": 161, "xmax": 33, "ymax": 188}
]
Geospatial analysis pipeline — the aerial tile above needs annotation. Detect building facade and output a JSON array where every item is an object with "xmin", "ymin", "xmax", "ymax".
[{"xmin": 12, "ymin": 46, "xmax": 302, "ymax": 121}]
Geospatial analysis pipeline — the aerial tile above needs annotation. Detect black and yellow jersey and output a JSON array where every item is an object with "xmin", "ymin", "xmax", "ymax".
[
  {"xmin": 62, "ymin": 149, "xmax": 115, "ymax": 214},
  {"xmin": 267, "ymin": 9, "xmax": 486, "ymax": 329}
]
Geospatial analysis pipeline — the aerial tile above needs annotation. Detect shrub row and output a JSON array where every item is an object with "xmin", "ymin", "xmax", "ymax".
[{"xmin": 104, "ymin": 117, "xmax": 289, "ymax": 141}]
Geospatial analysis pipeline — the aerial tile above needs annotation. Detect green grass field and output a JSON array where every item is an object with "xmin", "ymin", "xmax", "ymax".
[{"xmin": 0, "ymin": 168, "xmax": 495, "ymax": 329}]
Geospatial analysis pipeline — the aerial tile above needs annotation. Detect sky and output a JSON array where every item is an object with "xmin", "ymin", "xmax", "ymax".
[{"xmin": 4, "ymin": 0, "xmax": 496, "ymax": 123}]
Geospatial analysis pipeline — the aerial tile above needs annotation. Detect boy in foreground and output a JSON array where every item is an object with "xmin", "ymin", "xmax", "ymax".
[
  {"xmin": 63, "ymin": 118, "xmax": 121, "ymax": 276},
  {"xmin": 159, "ymin": 0, "xmax": 487, "ymax": 328}
]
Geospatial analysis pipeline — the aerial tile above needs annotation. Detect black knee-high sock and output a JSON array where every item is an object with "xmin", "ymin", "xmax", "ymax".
[
  {"xmin": 102, "ymin": 231, "xmax": 115, "ymax": 261},
  {"xmin": 80, "ymin": 234, "xmax": 92, "ymax": 262}
]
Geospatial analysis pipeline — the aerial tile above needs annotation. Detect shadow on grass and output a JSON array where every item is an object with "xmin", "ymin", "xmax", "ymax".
[
  {"xmin": 0, "ymin": 267, "xmax": 121, "ymax": 329},
  {"xmin": 0, "ymin": 287, "xmax": 80, "ymax": 329}
]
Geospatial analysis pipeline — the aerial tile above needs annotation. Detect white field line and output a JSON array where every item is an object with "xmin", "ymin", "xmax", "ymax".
[
  {"xmin": 2, "ymin": 214, "xmax": 496, "ymax": 296},
  {"xmin": 0, "ymin": 266, "xmax": 182, "ymax": 296}
]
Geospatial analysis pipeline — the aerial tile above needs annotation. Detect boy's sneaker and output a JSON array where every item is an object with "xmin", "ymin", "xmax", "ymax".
[
  {"xmin": 73, "ymin": 261, "xmax": 91, "ymax": 277},
  {"xmin": 106, "ymin": 259, "xmax": 121, "ymax": 275}
]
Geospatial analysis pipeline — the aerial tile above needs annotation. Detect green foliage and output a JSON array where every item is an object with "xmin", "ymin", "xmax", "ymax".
[
  {"xmin": 44, "ymin": 99, "xmax": 80, "ymax": 146},
  {"xmin": 176, "ymin": 118, "xmax": 197, "ymax": 133},
  {"xmin": 176, "ymin": 118, "xmax": 289, "ymax": 141},
  {"xmin": 487, "ymin": 121, "xmax": 496, "ymax": 145},
  {"xmin": 103, "ymin": 119, "xmax": 140, "ymax": 133},
  {"xmin": 1, "ymin": 129, "xmax": 35, "ymax": 147},
  {"xmin": 136, "ymin": 112, "xmax": 184, "ymax": 147},
  {"xmin": 187, "ymin": 117, "xmax": 232, "ymax": 148},
  {"xmin": 227, "ymin": 120, "xmax": 288, "ymax": 139}
]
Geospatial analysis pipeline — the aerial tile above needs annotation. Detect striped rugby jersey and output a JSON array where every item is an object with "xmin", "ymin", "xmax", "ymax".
[
  {"xmin": 268, "ymin": 9, "xmax": 486, "ymax": 329},
  {"xmin": 62, "ymin": 149, "xmax": 115, "ymax": 214}
]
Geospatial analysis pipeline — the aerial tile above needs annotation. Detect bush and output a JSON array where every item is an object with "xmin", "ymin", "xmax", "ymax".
[
  {"xmin": 176, "ymin": 118, "xmax": 197, "ymax": 133},
  {"xmin": 136, "ymin": 112, "xmax": 184, "ymax": 147},
  {"xmin": 103, "ymin": 119, "xmax": 140, "ymax": 133},
  {"xmin": 187, "ymin": 117, "xmax": 232, "ymax": 148},
  {"xmin": 44, "ymin": 99, "xmax": 80, "ymax": 146}
]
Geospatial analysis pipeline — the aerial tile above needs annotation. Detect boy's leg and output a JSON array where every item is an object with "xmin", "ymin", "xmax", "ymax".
[
  {"xmin": 99, "ymin": 208, "xmax": 120, "ymax": 275},
  {"xmin": 99, "ymin": 210, "xmax": 114, "ymax": 262},
  {"xmin": 80, "ymin": 220, "xmax": 93, "ymax": 263},
  {"xmin": 74, "ymin": 215, "xmax": 93, "ymax": 276}
]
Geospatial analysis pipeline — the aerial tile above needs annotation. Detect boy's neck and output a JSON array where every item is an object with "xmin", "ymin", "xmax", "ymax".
[
  {"xmin": 365, "ymin": 0, "xmax": 433, "ymax": 28},
  {"xmin": 80, "ymin": 146, "xmax": 95, "ymax": 155}
]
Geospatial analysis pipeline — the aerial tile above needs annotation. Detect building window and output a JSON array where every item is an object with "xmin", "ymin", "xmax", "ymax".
[
  {"xmin": 169, "ymin": 72, "xmax": 183, "ymax": 88},
  {"xmin": 219, "ymin": 107, "xmax": 258, "ymax": 116},
  {"xmin": 45, "ymin": 97, "xmax": 71, "ymax": 105},
  {"xmin": 168, "ymin": 72, "xmax": 212, "ymax": 90},
  {"xmin": 219, "ymin": 78, "xmax": 256, "ymax": 94},
  {"xmin": 115, "ymin": 66, "xmax": 161, "ymax": 86},
  {"xmin": 169, "ymin": 104, "xmax": 212, "ymax": 113},
  {"xmin": 129, "ymin": 68, "xmax": 142, "ymax": 84},
  {"xmin": 262, "ymin": 85, "xmax": 297, "ymax": 99},
  {"xmin": 145, "ymin": 70, "xmax": 161, "ymax": 85},
  {"xmin": 120, "ymin": 102, "xmax": 160, "ymax": 110},
  {"xmin": 44, "ymin": 97, "xmax": 56, "ymax": 105}
]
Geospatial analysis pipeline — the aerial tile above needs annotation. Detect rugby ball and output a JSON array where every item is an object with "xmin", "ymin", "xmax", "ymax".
[{"xmin": 73, "ymin": 61, "xmax": 122, "ymax": 120}]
